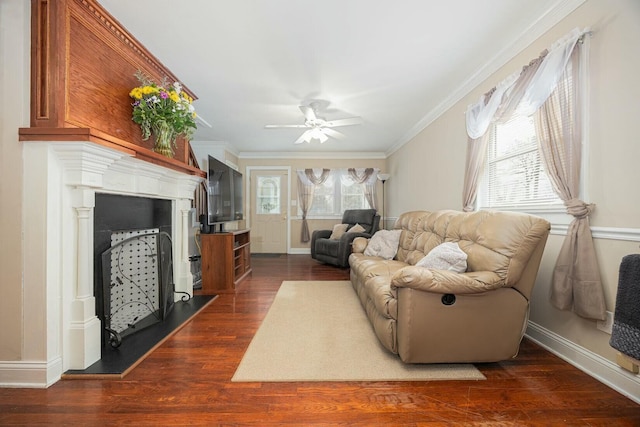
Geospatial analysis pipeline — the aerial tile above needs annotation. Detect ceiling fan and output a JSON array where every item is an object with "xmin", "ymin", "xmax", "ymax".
[{"xmin": 265, "ymin": 100, "xmax": 363, "ymax": 144}]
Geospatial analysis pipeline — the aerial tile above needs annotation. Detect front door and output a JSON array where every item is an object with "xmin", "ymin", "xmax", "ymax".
[{"xmin": 250, "ymin": 169, "xmax": 288, "ymax": 253}]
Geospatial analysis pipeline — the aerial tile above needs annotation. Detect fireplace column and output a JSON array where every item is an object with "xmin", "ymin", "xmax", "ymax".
[
  {"xmin": 68, "ymin": 188, "xmax": 102, "ymax": 369},
  {"xmin": 179, "ymin": 204, "xmax": 191, "ymax": 293},
  {"xmin": 54, "ymin": 143, "xmax": 127, "ymax": 371}
]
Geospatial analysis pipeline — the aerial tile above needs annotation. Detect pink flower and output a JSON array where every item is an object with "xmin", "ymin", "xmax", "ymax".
[{"xmin": 160, "ymin": 91, "xmax": 169, "ymax": 99}]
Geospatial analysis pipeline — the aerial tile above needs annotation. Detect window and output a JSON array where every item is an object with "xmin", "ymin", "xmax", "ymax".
[
  {"xmin": 307, "ymin": 170, "xmax": 372, "ymax": 216},
  {"xmin": 474, "ymin": 32, "xmax": 589, "ymax": 219},
  {"xmin": 478, "ymin": 115, "xmax": 562, "ymax": 211},
  {"xmin": 478, "ymin": 52, "xmax": 584, "ymax": 216}
]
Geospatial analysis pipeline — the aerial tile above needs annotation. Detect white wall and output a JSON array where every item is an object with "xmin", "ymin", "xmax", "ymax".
[
  {"xmin": 387, "ymin": 0, "xmax": 640, "ymax": 399},
  {"xmin": 0, "ymin": 0, "xmax": 30, "ymax": 361}
]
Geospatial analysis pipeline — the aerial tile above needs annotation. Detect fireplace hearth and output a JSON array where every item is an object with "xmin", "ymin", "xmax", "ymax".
[{"xmin": 63, "ymin": 295, "xmax": 214, "ymax": 377}]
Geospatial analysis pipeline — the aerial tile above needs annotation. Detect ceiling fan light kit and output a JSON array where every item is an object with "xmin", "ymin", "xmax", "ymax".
[
  {"xmin": 307, "ymin": 128, "xmax": 329, "ymax": 143},
  {"xmin": 266, "ymin": 100, "xmax": 362, "ymax": 144}
]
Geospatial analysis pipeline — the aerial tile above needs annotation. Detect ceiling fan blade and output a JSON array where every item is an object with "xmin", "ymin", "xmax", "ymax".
[
  {"xmin": 265, "ymin": 124, "xmax": 308, "ymax": 128},
  {"xmin": 294, "ymin": 130, "xmax": 311, "ymax": 144},
  {"xmin": 324, "ymin": 117, "xmax": 363, "ymax": 127},
  {"xmin": 321, "ymin": 128, "xmax": 345, "ymax": 140},
  {"xmin": 299, "ymin": 105, "xmax": 317, "ymax": 122}
]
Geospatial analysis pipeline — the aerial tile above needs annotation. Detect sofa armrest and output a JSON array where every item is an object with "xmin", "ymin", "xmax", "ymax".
[
  {"xmin": 312, "ymin": 229, "xmax": 332, "ymax": 240},
  {"xmin": 351, "ymin": 237, "xmax": 370, "ymax": 253},
  {"xmin": 391, "ymin": 266, "xmax": 503, "ymax": 294},
  {"xmin": 310, "ymin": 229, "xmax": 332, "ymax": 258},
  {"xmin": 335, "ymin": 232, "xmax": 372, "ymax": 265},
  {"xmin": 339, "ymin": 232, "xmax": 371, "ymax": 245}
]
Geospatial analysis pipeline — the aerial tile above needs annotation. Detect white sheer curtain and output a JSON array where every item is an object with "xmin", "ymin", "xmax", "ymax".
[
  {"xmin": 346, "ymin": 168, "xmax": 378, "ymax": 209},
  {"xmin": 535, "ymin": 44, "xmax": 605, "ymax": 320},
  {"xmin": 463, "ymin": 28, "xmax": 605, "ymax": 320},
  {"xmin": 297, "ymin": 168, "xmax": 330, "ymax": 243}
]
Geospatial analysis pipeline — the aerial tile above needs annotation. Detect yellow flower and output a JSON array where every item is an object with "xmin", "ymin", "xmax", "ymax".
[
  {"xmin": 169, "ymin": 91, "xmax": 180, "ymax": 103},
  {"xmin": 142, "ymin": 85, "xmax": 157, "ymax": 95},
  {"xmin": 129, "ymin": 87, "xmax": 143, "ymax": 99}
]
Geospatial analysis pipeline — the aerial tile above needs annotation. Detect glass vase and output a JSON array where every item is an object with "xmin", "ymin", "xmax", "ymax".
[{"xmin": 152, "ymin": 122, "xmax": 176, "ymax": 158}]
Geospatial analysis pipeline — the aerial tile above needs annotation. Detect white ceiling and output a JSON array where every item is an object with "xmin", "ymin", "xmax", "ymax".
[{"xmin": 99, "ymin": 0, "xmax": 578, "ymax": 156}]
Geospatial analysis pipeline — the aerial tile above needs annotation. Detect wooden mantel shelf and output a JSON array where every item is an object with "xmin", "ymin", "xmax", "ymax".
[
  {"xmin": 25, "ymin": 0, "xmax": 205, "ymax": 178},
  {"xmin": 19, "ymin": 127, "xmax": 205, "ymax": 177}
]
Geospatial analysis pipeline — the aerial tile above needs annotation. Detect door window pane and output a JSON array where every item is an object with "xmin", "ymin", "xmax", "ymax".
[{"xmin": 256, "ymin": 176, "xmax": 281, "ymax": 214}]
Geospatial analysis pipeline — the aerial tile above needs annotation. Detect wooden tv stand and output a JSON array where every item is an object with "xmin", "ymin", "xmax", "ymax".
[{"xmin": 201, "ymin": 229, "xmax": 252, "ymax": 294}]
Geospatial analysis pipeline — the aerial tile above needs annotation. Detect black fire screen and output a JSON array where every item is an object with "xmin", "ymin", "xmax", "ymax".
[{"xmin": 100, "ymin": 229, "xmax": 174, "ymax": 348}]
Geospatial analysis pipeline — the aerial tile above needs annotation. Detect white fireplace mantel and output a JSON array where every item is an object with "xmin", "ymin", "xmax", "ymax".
[{"xmin": 20, "ymin": 141, "xmax": 203, "ymax": 387}]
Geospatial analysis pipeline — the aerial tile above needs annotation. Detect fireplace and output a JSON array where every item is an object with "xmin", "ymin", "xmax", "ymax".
[
  {"xmin": 13, "ymin": 0, "xmax": 207, "ymax": 387},
  {"xmin": 94, "ymin": 194, "xmax": 175, "ymax": 350},
  {"xmin": 21, "ymin": 141, "xmax": 202, "ymax": 382}
]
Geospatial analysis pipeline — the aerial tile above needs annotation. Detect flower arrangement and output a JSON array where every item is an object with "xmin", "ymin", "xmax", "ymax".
[{"xmin": 129, "ymin": 70, "xmax": 197, "ymax": 158}]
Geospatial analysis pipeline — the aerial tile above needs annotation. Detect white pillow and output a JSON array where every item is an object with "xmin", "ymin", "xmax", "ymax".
[
  {"xmin": 416, "ymin": 242, "xmax": 467, "ymax": 273},
  {"xmin": 329, "ymin": 223, "xmax": 349, "ymax": 240},
  {"xmin": 364, "ymin": 229, "xmax": 402, "ymax": 260}
]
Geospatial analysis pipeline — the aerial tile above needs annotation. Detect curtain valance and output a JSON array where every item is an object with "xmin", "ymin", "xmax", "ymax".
[{"xmin": 466, "ymin": 27, "xmax": 588, "ymax": 139}]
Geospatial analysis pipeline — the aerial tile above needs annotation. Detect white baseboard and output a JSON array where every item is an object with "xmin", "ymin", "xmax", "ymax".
[
  {"xmin": 526, "ymin": 321, "xmax": 640, "ymax": 404},
  {"xmin": 288, "ymin": 248, "xmax": 310, "ymax": 255},
  {"xmin": 0, "ymin": 358, "xmax": 62, "ymax": 388}
]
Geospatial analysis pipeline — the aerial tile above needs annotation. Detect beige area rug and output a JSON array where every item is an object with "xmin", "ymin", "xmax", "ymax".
[{"xmin": 232, "ymin": 280, "xmax": 485, "ymax": 382}]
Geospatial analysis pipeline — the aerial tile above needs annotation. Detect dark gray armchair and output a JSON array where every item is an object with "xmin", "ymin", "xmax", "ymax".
[{"xmin": 311, "ymin": 209, "xmax": 380, "ymax": 267}]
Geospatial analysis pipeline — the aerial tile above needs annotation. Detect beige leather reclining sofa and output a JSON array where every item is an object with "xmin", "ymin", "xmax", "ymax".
[{"xmin": 349, "ymin": 210, "xmax": 550, "ymax": 364}]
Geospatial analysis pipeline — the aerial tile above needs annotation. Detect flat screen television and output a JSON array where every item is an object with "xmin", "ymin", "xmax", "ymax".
[{"xmin": 207, "ymin": 155, "xmax": 243, "ymax": 229}]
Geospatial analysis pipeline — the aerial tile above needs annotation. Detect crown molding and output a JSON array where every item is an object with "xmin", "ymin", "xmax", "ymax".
[
  {"xmin": 190, "ymin": 140, "xmax": 239, "ymax": 158},
  {"xmin": 238, "ymin": 151, "xmax": 387, "ymax": 160},
  {"xmin": 385, "ymin": 0, "xmax": 587, "ymax": 157}
]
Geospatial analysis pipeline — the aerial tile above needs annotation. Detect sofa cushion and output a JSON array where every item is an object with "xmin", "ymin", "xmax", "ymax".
[
  {"xmin": 350, "ymin": 253, "xmax": 408, "ymax": 286},
  {"xmin": 364, "ymin": 229, "xmax": 402, "ymax": 259},
  {"xmin": 416, "ymin": 242, "xmax": 467, "ymax": 273},
  {"xmin": 329, "ymin": 223, "xmax": 349, "ymax": 240}
]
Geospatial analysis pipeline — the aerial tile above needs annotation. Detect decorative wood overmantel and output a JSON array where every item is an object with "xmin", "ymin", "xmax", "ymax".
[{"xmin": 20, "ymin": 0, "xmax": 205, "ymax": 178}]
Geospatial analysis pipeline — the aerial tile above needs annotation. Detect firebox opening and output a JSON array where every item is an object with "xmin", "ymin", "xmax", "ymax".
[{"xmin": 94, "ymin": 194, "xmax": 173, "ymax": 354}]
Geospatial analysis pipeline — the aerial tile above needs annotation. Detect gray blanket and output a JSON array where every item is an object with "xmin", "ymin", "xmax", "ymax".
[{"xmin": 610, "ymin": 254, "xmax": 640, "ymax": 360}]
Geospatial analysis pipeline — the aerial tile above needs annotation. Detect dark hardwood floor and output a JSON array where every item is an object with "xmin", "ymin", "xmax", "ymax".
[{"xmin": 1, "ymin": 255, "xmax": 638, "ymax": 426}]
